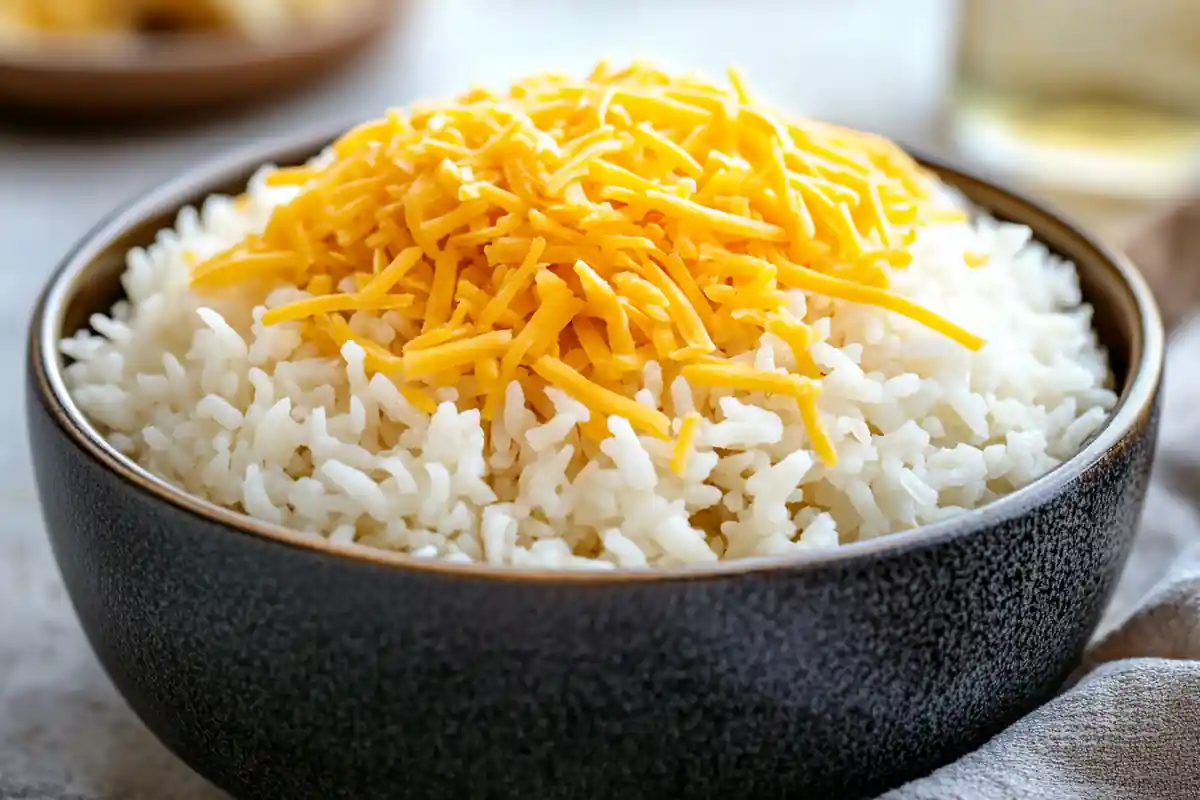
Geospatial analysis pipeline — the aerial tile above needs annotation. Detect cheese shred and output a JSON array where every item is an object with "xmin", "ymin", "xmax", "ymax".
[
  {"xmin": 191, "ymin": 62, "xmax": 986, "ymax": 468},
  {"xmin": 670, "ymin": 412, "xmax": 702, "ymax": 476}
]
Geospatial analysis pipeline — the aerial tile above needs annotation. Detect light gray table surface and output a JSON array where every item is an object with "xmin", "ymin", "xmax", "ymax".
[{"xmin": 0, "ymin": 3, "xmax": 958, "ymax": 797}]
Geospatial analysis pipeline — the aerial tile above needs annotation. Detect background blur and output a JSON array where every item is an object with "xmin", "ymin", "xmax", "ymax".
[
  {"xmin": 5, "ymin": 0, "xmax": 1193, "ymax": 267},
  {"xmin": 1, "ymin": 1, "xmax": 1197, "ymax": 797}
]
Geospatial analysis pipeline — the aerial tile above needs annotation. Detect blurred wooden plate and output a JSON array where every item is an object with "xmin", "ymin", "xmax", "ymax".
[{"xmin": 0, "ymin": 0, "xmax": 401, "ymax": 121}]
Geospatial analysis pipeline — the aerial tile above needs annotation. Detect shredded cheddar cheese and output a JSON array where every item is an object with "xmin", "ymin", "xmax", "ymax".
[
  {"xmin": 670, "ymin": 412, "xmax": 702, "ymax": 476},
  {"xmin": 190, "ymin": 61, "xmax": 986, "ymax": 467},
  {"xmin": 964, "ymin": 251, "xmax": 991, "ymax": 268}
]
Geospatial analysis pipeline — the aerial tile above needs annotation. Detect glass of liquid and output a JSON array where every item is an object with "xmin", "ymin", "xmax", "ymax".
[{"xmin": 948, "ymin": 0, "xmax": 1200, "ymax": 201}]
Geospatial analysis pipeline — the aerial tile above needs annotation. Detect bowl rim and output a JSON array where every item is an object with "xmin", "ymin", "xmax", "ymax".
[{"xmin": 28, "ymin": 126, "xmax": 1165, "ymax": 583}]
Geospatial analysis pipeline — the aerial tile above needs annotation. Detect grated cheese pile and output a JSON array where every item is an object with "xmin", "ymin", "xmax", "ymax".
[{"xmin": 190, "ymin": 62, "xmax": 984, "ymax": 471}]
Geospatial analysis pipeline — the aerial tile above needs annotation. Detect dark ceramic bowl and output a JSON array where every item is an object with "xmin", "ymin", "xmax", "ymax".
[{"xmin": 27, "ymin": 133, "xmax": 1164, "ymax": 800}]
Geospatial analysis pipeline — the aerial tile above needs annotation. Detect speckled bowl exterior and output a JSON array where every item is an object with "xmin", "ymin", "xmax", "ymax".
[{"xmin": 26, "ymin": 134, "xmax": 1164, "ymax": 800}]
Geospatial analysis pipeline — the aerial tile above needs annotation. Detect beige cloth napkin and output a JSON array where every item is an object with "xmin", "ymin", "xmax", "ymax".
[{"xmin": 888, "ymin": 203, "xmax": 1200, "ymax": 800}]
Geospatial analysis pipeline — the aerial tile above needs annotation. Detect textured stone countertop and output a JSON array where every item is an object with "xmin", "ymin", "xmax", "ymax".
[{"xmin": 0, "ymin": 2, "xmax": 1007, "ymax": 797}]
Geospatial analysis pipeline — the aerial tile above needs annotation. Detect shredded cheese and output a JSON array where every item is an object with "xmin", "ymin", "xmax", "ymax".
[
  {"xmin": 964, "ymin": 251, "xmax": 990, "ymax": 268},
  {"xmin": 191, "ymin": 61, "xmax": 987, "ymax": 467},
  {"xmin": 670, "ymin": 412, "xmax": 702, "ymax": 476}
]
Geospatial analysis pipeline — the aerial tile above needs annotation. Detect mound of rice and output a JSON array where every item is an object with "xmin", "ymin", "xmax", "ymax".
[{"xmin": 62, "ymin": 68, "xmax": 1116, "ymax": 570}]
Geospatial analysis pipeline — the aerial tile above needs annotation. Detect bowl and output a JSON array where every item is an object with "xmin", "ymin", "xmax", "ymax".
[
  {"xmin": 26, "ymin": 131, "xmax": 1164, "ymax": 800},
  {"xmin": 0, "ymin": 0, "xmax": 401, "ymax": 121}
]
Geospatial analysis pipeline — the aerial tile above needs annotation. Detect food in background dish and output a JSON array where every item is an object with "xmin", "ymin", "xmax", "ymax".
[
  {"xmin": 62, "ymin": 62, "xmax": 1116, "ymax": 568},
  {"xmin": 0, "ymin": 0, "xmax": 364, "ymax": 43}
]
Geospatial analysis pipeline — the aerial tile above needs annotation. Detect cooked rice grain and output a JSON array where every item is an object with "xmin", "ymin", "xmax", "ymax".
[{"xmin": 62, "ymin": 167, "xmax": 1117, "ymax": 568}]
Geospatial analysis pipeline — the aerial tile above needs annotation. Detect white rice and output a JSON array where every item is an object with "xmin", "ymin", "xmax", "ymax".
[{"xmin": 61, "ymin": 165, "xmax": 1118, "ymax": 569}]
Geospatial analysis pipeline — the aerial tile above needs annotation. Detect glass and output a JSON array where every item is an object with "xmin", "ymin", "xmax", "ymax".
[{"xmin": 948, "ymin": 0, "xmax": 1200, "ymax": 200}]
